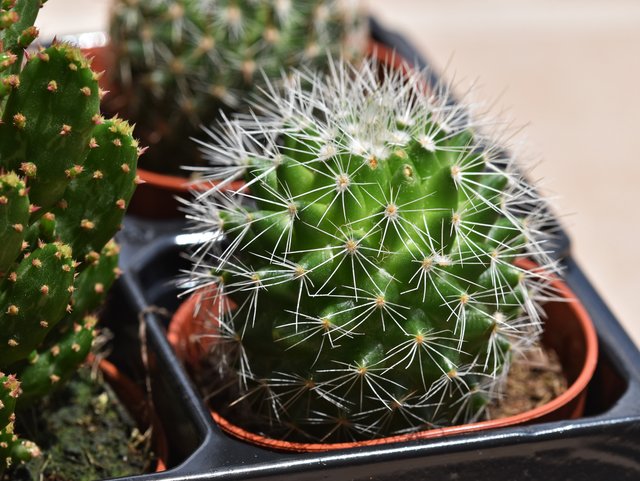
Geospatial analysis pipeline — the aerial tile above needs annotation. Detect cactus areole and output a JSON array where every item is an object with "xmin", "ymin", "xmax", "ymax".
[{"xmin": 184, "ymin": 58, "xmax": 559, "ymax": 444}]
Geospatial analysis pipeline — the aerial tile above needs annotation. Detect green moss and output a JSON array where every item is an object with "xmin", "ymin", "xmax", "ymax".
[{"xmin": 6, "ymin": 366, "xmax": 154, "ymax": 481}]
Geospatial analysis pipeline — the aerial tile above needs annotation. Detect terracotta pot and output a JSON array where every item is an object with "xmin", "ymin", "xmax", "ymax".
[
  {"xmin": 98, "ymin": 358, "xmax": 168, "ymax": 471},
  {"xmin": 126, "ymin": 168, "xmax": 246, "ymax": 219},
  {"xmin": 168, "ymin": 259, "xmax": 598, "ymax": 452},
  {"xmin": 83, "ymin": 41, "xmax": 413, "ymax": 219}
]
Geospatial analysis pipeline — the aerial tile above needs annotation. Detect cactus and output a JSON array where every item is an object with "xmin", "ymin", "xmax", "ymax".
[
  {"xmin": 0, "ymin": 1, "xmax": 44, "ymax": 95},
  {"xmin": 51, "ymin": 118, "xmax": 139, "ymax": 261},
  {"xmin": 0, "ymin": 7, "xmax": 141, "ymax": 472},
  {"xmin": 184, "ymin": 58, "xmax": 558, "ymax": 443},
  {"xmin": 109, "ymin": 0, "xmax": 366, "ymax": 174},
  {"xmin": 0, "ymin": 43, "xmax": 101, "ymax": 211},
  {"xmin": 0, "ymin": 373, "xmax": 40, "ymax": 470}
]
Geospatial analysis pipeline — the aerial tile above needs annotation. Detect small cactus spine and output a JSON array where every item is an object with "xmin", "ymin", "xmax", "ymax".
[
  {"xmin": 109, "ymin": 0, "xmax": 366, "ymax": 174},
  {"xmin": 185, "ymin": 58, "xmax": 558, "ymax": 443}
]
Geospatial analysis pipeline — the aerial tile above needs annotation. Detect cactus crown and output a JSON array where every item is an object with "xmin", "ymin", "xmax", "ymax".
[
  {"xmin": 109, "ymin": 0, "xmax": 367, "ymax": 174},
  {"xmin": 0, "ymin": 2, "xmax": 140, "ymax": 471},
  {"xmin": 185, "ymin": 57, "xmax": 559, "ymax": 443}
]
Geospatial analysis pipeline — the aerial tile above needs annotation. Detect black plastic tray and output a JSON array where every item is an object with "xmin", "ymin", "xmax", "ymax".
[
  {"xmin": 100, "ymin": 20, "xmax": 639, "ymax": 481},
  {"xmin": 104, "ymin": 222, "xmax": 640, "ymax": 481}
]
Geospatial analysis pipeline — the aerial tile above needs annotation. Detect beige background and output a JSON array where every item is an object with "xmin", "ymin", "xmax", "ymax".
[{"xmin": 36, "ymin": 1, "xmax": 640, "ymax": 346}]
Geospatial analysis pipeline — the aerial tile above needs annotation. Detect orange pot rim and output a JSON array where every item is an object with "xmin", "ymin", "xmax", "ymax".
[
  {"xmin": 136, "ymin": 167, "xmax": 245, "ymax": 195},
  {"xmin": 169, "ymin": 259, "xmax": 598, "ymax": 453}
]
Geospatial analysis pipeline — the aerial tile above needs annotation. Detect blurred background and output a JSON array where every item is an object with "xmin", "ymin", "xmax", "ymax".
[{"xmin": 36, "ymin": 0, "xmax": 640, "ymax": 346}]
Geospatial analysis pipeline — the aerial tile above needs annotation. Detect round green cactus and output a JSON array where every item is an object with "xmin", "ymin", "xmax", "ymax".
[
  {"xmin": 109, "ymin": 0, "xmax": 366, "ymax": 174},
  {"xmin": 185, "ymin": 58, "xmax": 558, "ymax": 443}
]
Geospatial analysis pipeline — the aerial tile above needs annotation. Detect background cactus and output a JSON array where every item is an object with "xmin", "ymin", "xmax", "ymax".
[
  {"xmin": 109, "ymin": 0, "xmax": 366, "ymax": 174},
  {"xmin": 185, "ymin": 58, "xmax": 558, "ymax": 443},
  {"xmin": 0, "ymin": 3, "xmax": 140, "ymax": 472}
]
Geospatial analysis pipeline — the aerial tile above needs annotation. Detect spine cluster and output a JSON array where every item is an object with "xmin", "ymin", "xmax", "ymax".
[{"xmin": 185, "ymin": 57, "xmax": 559, "ymax": 443}]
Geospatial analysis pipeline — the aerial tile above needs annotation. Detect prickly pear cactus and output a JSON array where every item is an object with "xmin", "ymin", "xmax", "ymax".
[
  {"xmin": 0, "ymin": 372, "xmax": 40, "ymax": 471},
  {"xmin": 0, "ymin": 1, "xmax": 45, "ymax": 94},
  {"xmin": 0, "ymin": 4, "xmax": 141, "ymax": 472},
  {"xmin": 109, "ymin": 0, "xmax": 366, "ymax": 174},
  {"xmin": 185, "ymin": 58, "xmax": 558, "ymax": 443}
]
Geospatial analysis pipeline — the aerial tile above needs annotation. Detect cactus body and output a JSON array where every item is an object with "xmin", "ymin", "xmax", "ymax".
[
  {"xmin": 52, "ymin": 118, "xmax": 139, "ymax": 261},
  {"xmin": 0, "ymin": 44, "xmax": 101, "ymax": 211},
  {"xmin": 0, "ymin": 243, "xmax": 75, "ymax": 366},
  {"xmin": 109, "ymin": 0, "xmax": 366, "ymax": 174},
  {"xmin": 186, "ymin": 59, "xmax": 557, "ymax": 443},
  {"xmin": 68, "ymin": 240, "xmax": 121, "ymax": 326},
  {"xmin": 0, "ymin": 0, "xmax": 45, "ymax": 101},
  {"xmin": 0, "ymin": 372, "xmax": 39, "ymax": 470},
  {"xmin": 0, "ymin": 173, "xmax": 29, "ymax": 272},
  {"xmin": 0, "ymin": 1, "xmax": 45, "ymax": 63},
  {"xmin": 16, "ymin": 316, "xmax": 97, "ymax": 406},
  {"xmin": 0, "ymin": 373, "xmax": 19, "ymax": 431}
]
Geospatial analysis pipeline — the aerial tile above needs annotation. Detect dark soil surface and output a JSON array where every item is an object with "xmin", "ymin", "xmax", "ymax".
[{"xmin": 6, "ymin": 365, "xmax": 155, "ymax": 481}]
